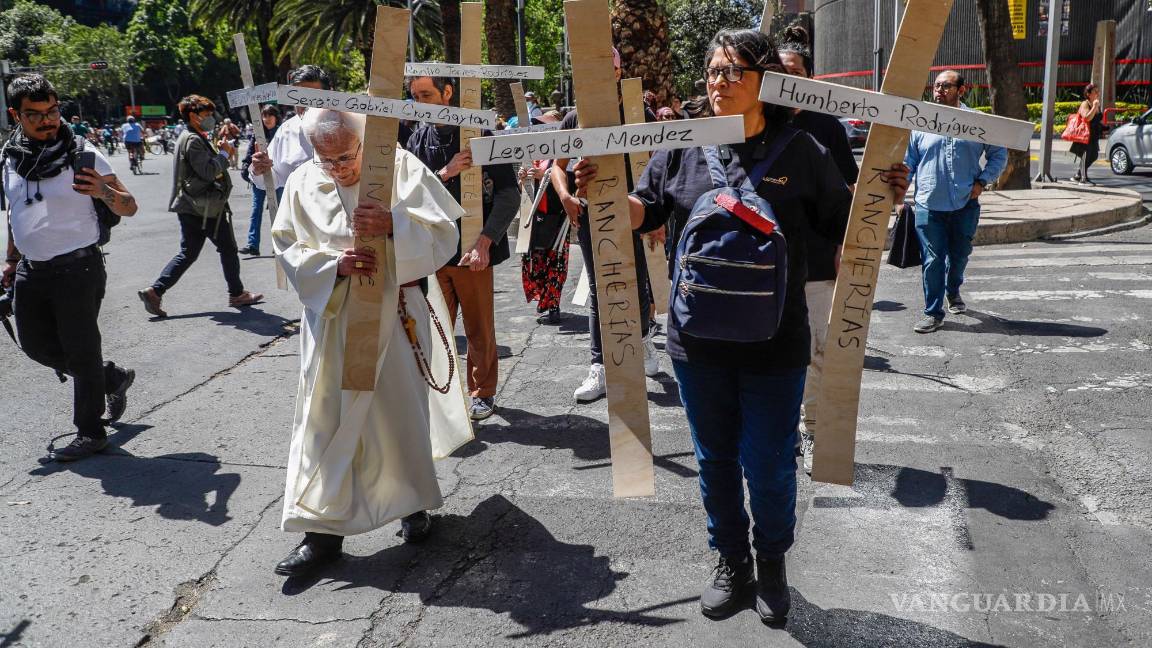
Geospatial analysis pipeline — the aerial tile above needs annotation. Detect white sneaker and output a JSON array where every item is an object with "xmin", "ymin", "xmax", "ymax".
[
  {"xmin": 574, "ymin": 363, "xmax": 607, "ymax": 402},
  {"xmin": 801, "ymin": 431, "xmax": 814, "ymax": 475},
  {"xmin": 643, "ymin": 330, "xmax": 659, "ymax": 377}
]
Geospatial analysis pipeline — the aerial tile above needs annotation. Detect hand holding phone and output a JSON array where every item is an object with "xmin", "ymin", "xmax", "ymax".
[{"xmin": 73, "ymin": 151, "xmax": 96, "ymax": 179}]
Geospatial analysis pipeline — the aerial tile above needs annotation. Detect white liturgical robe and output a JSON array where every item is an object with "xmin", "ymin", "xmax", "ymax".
[{"xmin": 273, "ymin": 149, "xmax": 473, "ymax": 536}]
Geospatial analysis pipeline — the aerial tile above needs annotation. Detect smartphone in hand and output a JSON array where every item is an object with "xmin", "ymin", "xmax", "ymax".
[{"xmin": 73, "ymin": 150, "xmax": 96, "ymax": 179}]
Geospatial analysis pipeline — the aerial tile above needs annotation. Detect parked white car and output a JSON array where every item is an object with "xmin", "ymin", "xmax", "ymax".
[{"xmin": 1108, "ymin": 108, "xmax": 1152, "ymax": 175}]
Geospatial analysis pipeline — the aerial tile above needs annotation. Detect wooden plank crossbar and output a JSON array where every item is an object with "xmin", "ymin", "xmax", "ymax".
[
  {"xmin": 404, "ymin": 62, "xmax": 545, "ymax": 80},
  {"xmin": 511, "ymin": 81, "xmax": 537, "ymax": 255},
  {"xmin": 619, "ymin": 77, "xmax": 670, "ymax": 316},
  {"xmin": 759, "ymin": 72, "xmax": 1033, "ymax": 151},
  {"xmin": 564, "ymin": 0, "xmax": 654, "ymax": 498},
  {"xmin": 810, "ymin": 0, "xmax": 956, "ymax": 485},
  {"xmin": 276, "ymin": 86, "xmax": 494, "ymax": 129},
  {"xmin": 341, "ymin": 6, "xmax": 411, "ymax": 391},
  {"xmin": 458, "ymin": 2, "xmax": 485, "ymax": 250},
  {"xmin": 230, "ymin": 34, "xmax": 287, "ymax": 291},
  {"xmin": 468, "ymin": 116, "xmax": 744, "ymax": 164}
]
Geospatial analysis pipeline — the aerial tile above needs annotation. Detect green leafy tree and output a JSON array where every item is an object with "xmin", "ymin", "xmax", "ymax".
[
  {"xmin": 30, "ymin": 23, "xmax": 133, "ymax": 111},
  {"xmin": 665, "ymin": 0, "xmax": 759, "ymax": 97},
  {"xmin": 188, "ymin": 0, "xmax": 282, "ymax": 82},
  {"xmin": 126, "ymin": 0, "xmax": 210, "ymax": 104},
  {"xmin": 272, "ymin": 0, "xmax": 444, "ymax": 83},
  {"xmin": 0, "ymin": 0, "xmax": 71, "ymax": 67},
  {"xmin": 523, "ymin": 0, "xmax": 563, "ymax": 103}
]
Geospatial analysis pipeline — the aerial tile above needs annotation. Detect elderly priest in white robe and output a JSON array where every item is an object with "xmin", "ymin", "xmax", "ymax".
[{"xmin": 271, "ymin": 108, "xmax": 473, "ymax": 576}]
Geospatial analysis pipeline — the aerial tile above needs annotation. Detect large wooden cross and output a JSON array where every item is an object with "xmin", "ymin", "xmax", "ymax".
[
  {"xmin": 620, "ymin": 77, "xmax": 670, "ymax": 316},
  {"xmin": 458, "ymin": 2, "xmax": 485, "ymax": 249},
  {"xmin": 510, "ymin": 81, "xmax": 538, "ymax": 255},
  {"xmin": 227, "ymin": 34, "xmax": 287, "ymax": 291},
  {"xmin": 339, "ymin": 7, "xmax": 409, "ymax": 391},
  {"xmin": 771, "ymin": 0, "xmax": 962, "ymax": 485},
  {"xmin": 469, "ymin": 0, "xmax": 741, "ymax": 496}
]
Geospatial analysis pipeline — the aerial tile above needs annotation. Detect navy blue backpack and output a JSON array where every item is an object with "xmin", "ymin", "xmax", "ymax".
[{"xmin": 669, "ymin": 127, "xmax": 799, "ymax": 343}]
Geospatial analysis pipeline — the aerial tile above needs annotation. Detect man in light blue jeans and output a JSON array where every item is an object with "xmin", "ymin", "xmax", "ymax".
[{"xmin": 905, "ymin": 70, "xmax": 1007, "ymax": 334}]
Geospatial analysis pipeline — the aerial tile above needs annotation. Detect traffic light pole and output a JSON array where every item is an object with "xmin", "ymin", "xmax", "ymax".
[
  {"xmin": 0, "ymin": 60, "xmax": 9, "ymax": 133},
  {"xmin": 1035, "ymin": 0, "xmax": 1064, "ymax": 183}
]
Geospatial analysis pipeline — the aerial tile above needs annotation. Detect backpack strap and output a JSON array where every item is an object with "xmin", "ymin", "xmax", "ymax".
[
  {"xmin": 701, "ymin": 145, "xmax": 729, "ymax": 189},
  {"xmin": 745, "ymin": 126, "xmax": 800, "ymax": 191}
]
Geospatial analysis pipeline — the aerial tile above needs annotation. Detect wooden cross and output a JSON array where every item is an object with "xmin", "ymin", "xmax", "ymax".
[
  {"xmin": 510, "ymin": 81, "xmax": 538, "ymax": 255},
  {"xmin": 620, "ymin": 77, "xmax": 670, "ymax": 316},
  {"xmin": 778, "ymin": 0, "xmax": 958, "ymax": 485},
  {"xmin": 458, "ymin": 2, "xmax": 485, "ymax": 249},
  {"xmin": 228, "ymin": 34, "xmax": 287, "ymax": 291},
  {"xmin": 340, "ymin": 6, "xmax": 410, "ymax": 391}
]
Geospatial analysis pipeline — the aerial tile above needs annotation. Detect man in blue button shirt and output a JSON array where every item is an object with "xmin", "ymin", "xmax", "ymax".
[{"xmin": 904, "ymin": 70, "xmax": 1007, "ymax": 333}]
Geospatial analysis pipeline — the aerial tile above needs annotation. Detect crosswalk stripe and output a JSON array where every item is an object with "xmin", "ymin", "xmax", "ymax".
[
  {"xmin": 966, "ymin": 255, "xmax": 1152, "ymax": 269},
  {"xmin": 971, "ymin": 244, "xmax": 1152, "ymax": 258},
  {"xmin": 862, "ymin": 372, "xmax": 1007, "ymax": 394},
  {"xmin": 966, "ymin": 289, "xmax": 1152, "ymax": 301}
]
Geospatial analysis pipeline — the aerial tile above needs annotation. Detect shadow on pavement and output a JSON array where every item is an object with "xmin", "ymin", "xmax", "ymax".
[
  {"xmin": 812, "ymin": 464, "xmax": 1053, "ymax": 551},
  {"xmin": 786, "ymin": 588, "xmax": 1006, "ymax": 648},
  {"xmin": 30, "ymin": 441, "xmax": 241, "ymax": 526},
  {"xmin": 0, "ymin": 620, "xmax": 30, "ymax": 648},
  {"xmin": 944, "ymin": 310, "xmax": 1107, "ymax": 338},
  {"xmin": 872, "ymin": 300, "xmax": 908, "ymax": 312},
  {"xmin": 152, "ymin": 307, "xmax": 293, "ymax": 337},
  {"xmin": 460, "ymin": 406, "xmax": 698, "ymax": 478},
  {"xmin": 282, "ymin": 495, "xmax": 689, "ymax": 638}
]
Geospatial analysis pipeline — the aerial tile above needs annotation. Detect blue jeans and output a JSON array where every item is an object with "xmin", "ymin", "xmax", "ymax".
[
  {"xmin": 247, "ymin": 184, "xmax": 266, "ymax": 251},
  {"xmin": 672, "ymin": 359, "xmax": 806, "ymax": 557},
  {"xmin": 914, "ymin": 199, "xmax": 980, "ymax": 319}
]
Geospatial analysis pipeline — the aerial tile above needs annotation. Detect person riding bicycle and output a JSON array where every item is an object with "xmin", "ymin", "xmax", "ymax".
[
  {"xmin": 121, "ymin": 116, "xmax": 144, "ymax": 169},
  {"xmin": 101, "ymin": 124, "xmax": 116, "ymax": 154}
]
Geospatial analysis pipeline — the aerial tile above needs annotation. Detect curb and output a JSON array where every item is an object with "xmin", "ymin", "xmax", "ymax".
[{"xmin": 972, "ymin": 184, "xmax": 1144, "ymax": 246}]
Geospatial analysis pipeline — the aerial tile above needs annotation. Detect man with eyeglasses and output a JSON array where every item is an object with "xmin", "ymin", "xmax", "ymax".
[
  {"xmin": 904, "ymin": 70, "xmax": 1007, "ymax": 334},
  {"xmin": 2, "ymin": 74, "xmax": 138, "ymax": 461},
  {"xmin": 403, "ymin": 74, "xmax": 520, "ymax": 422}
]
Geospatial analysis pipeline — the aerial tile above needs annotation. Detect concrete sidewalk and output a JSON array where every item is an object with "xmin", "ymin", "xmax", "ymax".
[{"xmin": 974, "ymin": 183, "xmax": 1145, "ymax": 245}]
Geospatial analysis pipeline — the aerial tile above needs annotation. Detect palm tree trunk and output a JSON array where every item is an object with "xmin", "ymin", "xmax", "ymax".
[
  {"xmin": 485, "ymin": 0, "xmax": 517, "ymax": 119},
  {"xmin": 441, "ymin": 0, "xmax": 461, "ymax": 64},
  {"xmin": 611, "ymin": 0, "xmax": 675, "ymax": 107},
  {"xmin": 975, "ymin": 0, "xmax": 1030, "ymax": 190}
]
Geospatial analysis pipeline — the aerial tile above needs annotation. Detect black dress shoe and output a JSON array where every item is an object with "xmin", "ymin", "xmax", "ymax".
[
  {"xmin": 399, "ymin": 511, "xmax": 433, "ymax": 544},
  {"xmin": 53, "ymin": 436, "xmax": 108, "ymax": 462},
  {"xmin": 755, "ymin": 554, "xmax": 791, "ymax": 625},
  {"xmin": 105, "ymin": 363, "xmax": 135, "ymax": 423},
  {"xmin": 274, "ymin": 537, "xmax": 343, "ymax": 576},
  {"xmin": 700, "ymin": 553, "xmax": 754, "ymax": 618}
]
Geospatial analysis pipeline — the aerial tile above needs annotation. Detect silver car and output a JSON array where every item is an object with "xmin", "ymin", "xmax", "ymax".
[{"xmin": 1108, "ymin": 108, "xmax": 1152, "ymax": 175}]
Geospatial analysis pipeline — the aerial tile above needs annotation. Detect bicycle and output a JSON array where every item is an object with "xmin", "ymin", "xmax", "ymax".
[{"xmin": 127, "ymin": 142, "xmax": 144, "ymax": 174}]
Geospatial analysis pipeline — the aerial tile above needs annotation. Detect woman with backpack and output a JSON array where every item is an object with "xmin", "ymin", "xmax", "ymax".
[
  {"xmin": 138, "ymin": 95, "xmax": 262, "ymax": 318},
  {"xmin": 574, "ymin": 29, "xmax": 908, "ymax": 625}
]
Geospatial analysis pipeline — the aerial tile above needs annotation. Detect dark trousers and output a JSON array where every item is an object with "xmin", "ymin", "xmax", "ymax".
[
  {"xmin": 673, "ymin": 359, "xmax": 806, "ymax": 557},
  {"xmin": 152, "ymin": 213, "xmax": 245, "ymax": 297},
  {"xmin": 576, "ymin": 207, "xmax": 652, "ymax": 366},
  {"xmin": 14, "ymin": 255, "xmax": 110, "ymax": 438}
]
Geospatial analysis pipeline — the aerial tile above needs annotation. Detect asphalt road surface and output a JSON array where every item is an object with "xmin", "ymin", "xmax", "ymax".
[{"xmin": 2, "ymin": 146, "xmax": 1151, "ymax": 647}]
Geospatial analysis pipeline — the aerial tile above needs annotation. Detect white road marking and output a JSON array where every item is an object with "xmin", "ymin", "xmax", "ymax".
[
  {"xmin": 971, "ymin": 244, "xmax": 1152, "ymax": 258},
  {"xmin": 862, "ymin": 372, "xmax": 1009, "ymax": 394},
  {"xmin": 965, "ymin": 289, "xmax": 1152, "ymax": 301},
  {"xmin": 966, "ymin": 256, "xmax": 1152, "ymax": 269}
]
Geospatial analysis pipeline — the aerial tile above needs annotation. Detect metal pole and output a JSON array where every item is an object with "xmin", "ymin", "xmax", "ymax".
[
  {"xmin": 872, "ymin": 0, "xmax": 882, "ymax": 91},
  {"xmin": 0, "ymin": 60, "xmax": 10, "ymax": 132},
  {"xmin": 1034, "ymin": 0, "xmax": 1064, "ymax": 182},
  {"xmin": 128, "ymin": 73, "xmax": 136, "ymax": 117}
]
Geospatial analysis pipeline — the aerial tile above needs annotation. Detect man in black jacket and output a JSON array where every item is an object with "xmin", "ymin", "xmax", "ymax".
[
  {"xmin": 2, "ymin": 75, "xmax": 138, "ymax": 461},
  {"xmin": 404, "ymin": 75, "xmax": 519, "ymax": 421}
]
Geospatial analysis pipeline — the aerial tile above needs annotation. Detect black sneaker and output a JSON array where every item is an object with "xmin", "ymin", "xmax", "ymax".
[
  {"xmin": 536, "ymin": 308, "xmax": 561, "ymax": 325},
  {"xmin": 913, "ymin": 316, "xmax": 943, "ymax": 334},
  {"xmin": 469, "ymin": 396, "xmax": 495, "ymax": 421},
  {"xmin": 238, "ymin": 246, "xmax": 260, "ymax": 256},
  {"xmin": 700, "ymin": 553, "xmax": 754, "ymax": 618},
  {"xmin": 53, "ymin": 436, "xmax": 108, "ymax": 462},
  {"xmin": 105, "ymin": 363, "xmax": 135, "ymax": 423},
  {"xmin": 399, "ymin": 511, "xmax": 433, "ymax": 544},
  {"xmin": 946, "ymin": 294, "xmax": 967, "ymax": 315},
  {"xmin": 755, "ymin": 554, "xmax": 791, "ymax": 625}
]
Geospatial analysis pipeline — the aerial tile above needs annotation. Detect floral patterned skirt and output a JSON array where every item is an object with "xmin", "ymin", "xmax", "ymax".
[{"xmin": 521, "ymin": 238, "xmax": 570, "ymax": 312}]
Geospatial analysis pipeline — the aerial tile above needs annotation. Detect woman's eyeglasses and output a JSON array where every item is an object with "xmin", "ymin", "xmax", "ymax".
[
  {"xmin": 705, "ymin": 65, "xmax": 755, "ymax": 84},
  {"xmin": 314, "ymin": 143, "xmax": 362, "ymax": 171}
]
